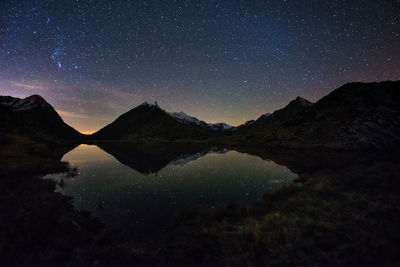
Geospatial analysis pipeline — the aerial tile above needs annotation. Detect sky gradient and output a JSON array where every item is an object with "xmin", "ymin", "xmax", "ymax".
[{"xmin": 1, "ymin": 0, "xmax": 399, "ymax": 133}]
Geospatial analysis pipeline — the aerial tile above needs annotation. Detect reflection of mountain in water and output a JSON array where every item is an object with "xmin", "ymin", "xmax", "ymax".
[
  {"xmin": 56, "ymin": 142, "xmax": 380, "ymax": 178},
  {"xmin": 96, "ymin": 142, "xmax": 226, "ymax": 175},
  {"xmin": 62, "ymin": 142, "xmax": 373, "ymax": 177},
  {"xmin": 52, "ymin": 144, "xmax": 80, "ymax": 161},
  {"xmin": 168, "ymin": 147, "xmax": 228, "ymax": 166}
]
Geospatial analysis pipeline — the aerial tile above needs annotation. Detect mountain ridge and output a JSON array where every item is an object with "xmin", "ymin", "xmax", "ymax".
[
  {"xmin": 1, "ymin": 80, "xmax": 399, "ymax": 150},
  {"xmin": 233, "ymin": 80, "xmax": 400, "ymax": 149},
  {"xmin": 168, "ymin": 110, "xmax": 234, "ymax": 131},
  {"xmin": 0, "ymin": 95, "xmax": 82, "ymax": 145},
  {"xmin": 90, "ymin": 102, "xmax": 213, "ymax": 141}
]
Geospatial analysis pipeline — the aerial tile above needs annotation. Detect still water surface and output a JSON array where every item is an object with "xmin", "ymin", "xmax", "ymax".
[{"xmin": 45, "ymin": 144, "xmax": 297, "ymax": 238}]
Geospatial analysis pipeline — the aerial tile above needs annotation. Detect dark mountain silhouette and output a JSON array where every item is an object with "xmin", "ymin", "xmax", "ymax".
[
  {"xmin": 234, "ymin": 81, "xmax": 400, "ymax": 149},
  {"xmin": 91, "ymin": 102, "xmax": 212, "ymax": 141},
  {"xmin": 0, "ymin": 95, "xmax": 82, "ymax": 145},
  {"xmin": 237, "ymin": 96, "xmax": 313, "ymax": 131}
]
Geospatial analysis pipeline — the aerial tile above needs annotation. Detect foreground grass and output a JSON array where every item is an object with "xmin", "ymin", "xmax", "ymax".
[{"xmin": 160, "ymin": 154, "xmax": 400, "ymax": 266}]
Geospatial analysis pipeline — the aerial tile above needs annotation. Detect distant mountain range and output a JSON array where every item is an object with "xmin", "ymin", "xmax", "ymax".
[
  {"xmin": 168, "ymin": 110, "xmax": 234, "ymax": 131},
  {"xmin": 1, "ymin": 80, "xmax": 399, "ymax": 150}
]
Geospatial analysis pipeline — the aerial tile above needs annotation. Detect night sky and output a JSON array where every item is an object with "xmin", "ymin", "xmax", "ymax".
[{"xmin": 0, "ymin": 0, "xmax": 399, "ymax": 133}]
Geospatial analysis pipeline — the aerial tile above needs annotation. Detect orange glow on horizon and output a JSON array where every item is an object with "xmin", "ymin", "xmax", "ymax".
[{"xmin": 79, "ymin": 130, "xmax": 97, "ymax": 135}]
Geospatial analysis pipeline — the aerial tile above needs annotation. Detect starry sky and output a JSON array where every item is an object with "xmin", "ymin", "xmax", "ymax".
[{"xmin": 0, "ymin": 0, "xmax": 399, "ymax": 133}]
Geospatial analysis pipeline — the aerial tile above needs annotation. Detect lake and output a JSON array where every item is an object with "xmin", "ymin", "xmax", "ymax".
[{"xmin": 45, "ymin": 144, "xmax": 297, "ymax": 240}]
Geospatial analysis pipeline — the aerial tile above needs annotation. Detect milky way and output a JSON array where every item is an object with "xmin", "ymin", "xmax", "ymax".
[{"xmin": 0, "ymin": 0, "xmax": 399, "ymax": 133}]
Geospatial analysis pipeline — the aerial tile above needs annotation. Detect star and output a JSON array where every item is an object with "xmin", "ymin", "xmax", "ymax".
[{"xmin": 0, "ymin": 0, "xmax": 398, "ymax": 132}]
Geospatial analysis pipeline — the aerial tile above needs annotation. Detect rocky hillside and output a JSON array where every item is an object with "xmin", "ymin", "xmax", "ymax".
[
  {"xmin": 0, "ymin": 95, "xmax": 82, "ymax": 145},
  {"xmin": 234, "ymin": 81, "xmax": 400, "ymax": 150},
  {"xmin": 91, "ymin": 102, "xmax": 212, "ymax": 141},
  {"xmin": 237, "ymin": 96, "xmax": 313, "ymax": 131}
]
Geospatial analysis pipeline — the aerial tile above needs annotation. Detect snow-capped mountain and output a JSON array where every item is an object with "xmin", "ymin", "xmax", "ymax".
[
  {"xmin": 92, "ymin": 102, "xmax": 212, "ymax": 140},
  {"xmin": 139, "ymin": 101, "xmax": 159, "ymax": 107},
  {"xmin": 168, "ymin": 111, "xmax": 207, "ymax": 127},
  {"xmin": 168, "ymin": 111, "xmax": 233, "ymax": 131},
  {"xmin": 208, "ymin": 122, "xmax": 234, "ymax": 131}
]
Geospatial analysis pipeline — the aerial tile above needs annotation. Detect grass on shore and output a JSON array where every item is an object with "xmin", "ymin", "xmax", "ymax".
[{"xmin": 160, "ymin": 156, "xmax": 400, "ymax": 266}]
